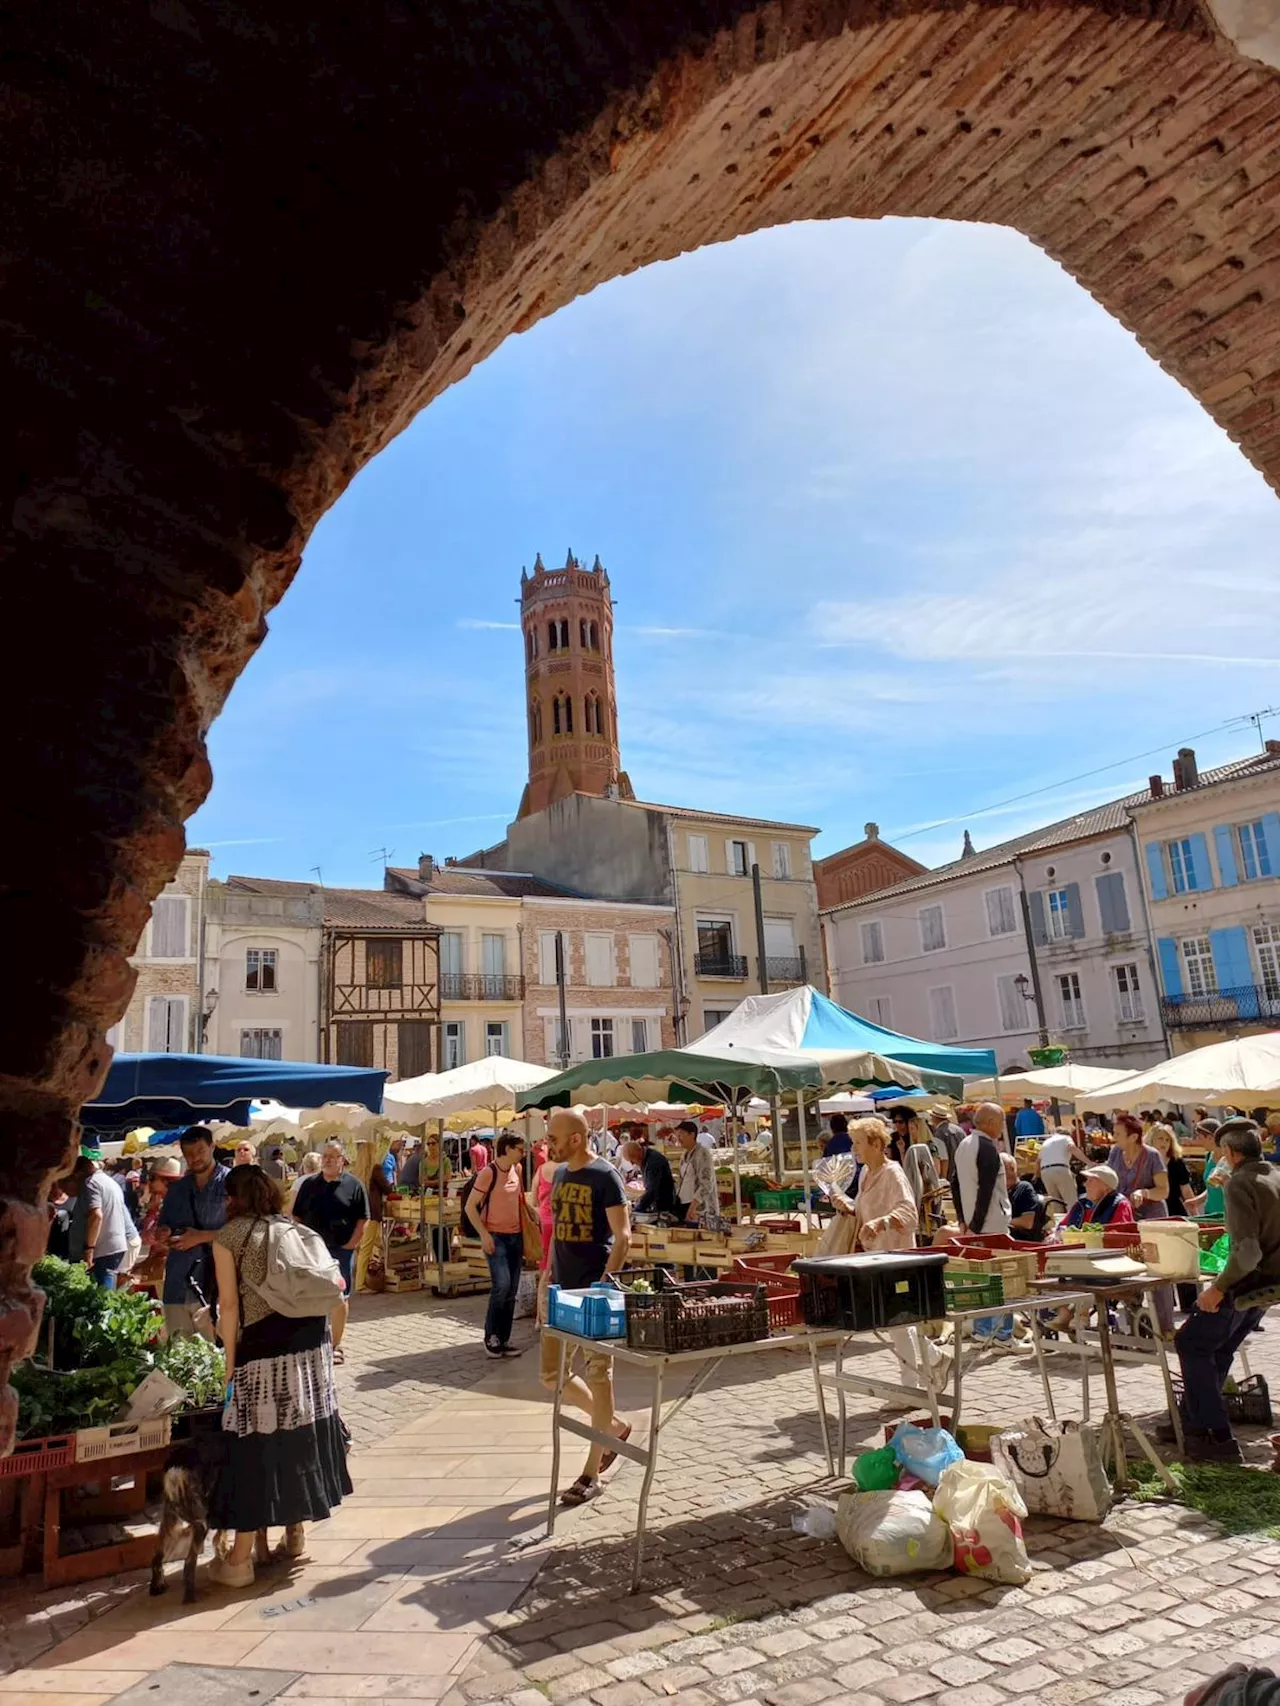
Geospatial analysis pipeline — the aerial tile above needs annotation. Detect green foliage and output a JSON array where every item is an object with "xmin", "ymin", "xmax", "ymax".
[
  {"xmin": 155, "ymin": 1333, "xmax": 225, "ymax": 1408},
  {"xmin": 12, "ymin": 1358, "xmax": 150, "ymax": 1438},
  {"xmin": 1129, "ymin": 1457, "xmax": 1280, "ymax": 1537}
]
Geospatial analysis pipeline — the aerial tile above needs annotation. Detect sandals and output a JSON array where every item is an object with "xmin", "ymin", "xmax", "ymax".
[
  {"xmin": 599, "ymin": 1422, "xmax": 632, "ymax": 1474},
  {"xmin": 559, "ymin": 1475, "xmax": 602, "ymax": 1506},
  {"xmin": 332, "ymin": 1346, "xmax": 345, "ymax": 1365}
]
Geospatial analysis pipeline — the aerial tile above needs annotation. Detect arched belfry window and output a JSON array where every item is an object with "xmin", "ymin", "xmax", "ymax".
[
  {"xmin": 529, "ymin": 699, "xmax": 542, "ymax": 744},
  {"xmin": 552, "ymin": 696, "xmax": 561, "ymax": 736},
  {"xmin": 564, "ymin": 695, "xmax": 574, "ymax": 734}
]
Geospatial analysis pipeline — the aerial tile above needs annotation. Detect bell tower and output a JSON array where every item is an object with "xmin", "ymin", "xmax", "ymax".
[{"xmin": 517, "ymin": 550, "xmax": 633, "ymax": 819}]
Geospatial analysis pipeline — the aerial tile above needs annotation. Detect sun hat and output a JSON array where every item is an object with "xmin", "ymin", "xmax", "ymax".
[
  {"xmin": 153, "ymin": 1157, "xmax": 183, "ymax": 1178},
  {"xmin": 1082, "ymin": 1164, "xmax": 1119, "ymax": 1191}
]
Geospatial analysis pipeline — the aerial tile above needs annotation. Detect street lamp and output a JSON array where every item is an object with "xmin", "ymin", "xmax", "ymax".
[{"xmin": 1013, "ymin": 973, "xmax": 1030, "ymax": 1005}]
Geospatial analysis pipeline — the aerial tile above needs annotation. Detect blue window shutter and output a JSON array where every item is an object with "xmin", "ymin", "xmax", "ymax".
[
  {"xmin": 1188, "ymin": 832, "xmax": 1212, "ymax": 892},
  {"xmin": 1108, "ymin": 871, "xmax": 1130, "ymax": 932},
  {"xmin": 1145, "ymin": 842, "xmax": 1168, "ymax": 902},
  {"xmin": 1209, "ymin": 925, "xmax": 1252, "ymax": 993},
  {"xmin": 1096, "ymin": 870, "xmax": 1130, "ymax": 933},
  {"xmin": 1262, "ymin": 812, "xmax": 1280, "ymax": 876},
  {"xmin": 1064, "ymin": 881, "xmax": 1085, "ymax": 939},
  {"xmin": 1214, "ymin": 824, "xmax": 1239, "ymax": 887},
  {"xmin": 1157, "ymin": 937, "xmax": 1182, "ymax": 998},
  {"xmin": 1028, "ymin": 890, "xmax": 1048, "ymax": 947}
]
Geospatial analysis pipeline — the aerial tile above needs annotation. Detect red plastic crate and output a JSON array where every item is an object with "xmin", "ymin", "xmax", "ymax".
[
  {"xmin": 732, "ymin": 1257, "xmax": 801, "ymax": 1330},
  {"xmin": 947, "ymin": 1233, "xmax": 1056, "ymax": 1277},
  {"xmin": 0, "ymin": 1433, "xmax": 74, "ymax": 1479}
]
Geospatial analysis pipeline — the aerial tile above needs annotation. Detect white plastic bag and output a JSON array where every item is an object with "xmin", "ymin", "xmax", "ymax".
[
  {"xmin": 836, "ymin": 1489, "xmax": 953, "ymax": 1577},
  {"xmin": 514, "ymin": 1268, "xmax": 540, "ymax": 1320},
  {"xmin": 993, "ymin": 1417, "xmax": 1112, "ymax": 1524},
  {"xmin": 792, "ymin": 1504, "xmax": 838, "ymax": 1540},
  {"xmin": 933, "ymin": 1461, "xmax": 1030, "ymax": 1584}
]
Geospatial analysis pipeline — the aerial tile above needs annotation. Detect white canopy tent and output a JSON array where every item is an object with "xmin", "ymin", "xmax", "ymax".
[
  {"xmin": 1082, "ymin": 1031, "xmax": 1280, "ymax": 1111},
  {"xmin": 384, "ymin": 1055, "xmax": 560, "ymax": 1123},
  {"xmin": 964, "ymin": 1063, "xmax": 1137, "ymax": 1103}
]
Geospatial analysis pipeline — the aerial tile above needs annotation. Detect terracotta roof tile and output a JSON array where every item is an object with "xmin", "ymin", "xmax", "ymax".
[{"xmin": 387, "ymin": 865, "xmax": 580, "ymax": 900}]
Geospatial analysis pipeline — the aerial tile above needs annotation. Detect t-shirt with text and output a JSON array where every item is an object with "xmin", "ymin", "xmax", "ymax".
[{"xmin": 550, "ymin": 1158, "xmax": 626, "ymax": 1289}]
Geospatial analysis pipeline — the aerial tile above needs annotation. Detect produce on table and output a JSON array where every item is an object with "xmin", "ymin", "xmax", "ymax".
[{"xmin": 15, "ymin": 1257, "xmax": 224, "ymax": 1438}]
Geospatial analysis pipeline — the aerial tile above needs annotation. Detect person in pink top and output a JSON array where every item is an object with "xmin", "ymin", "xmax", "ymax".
[{"xmin": 466, "ymin": 1133, "xmax": 528, "ymax": 1358}]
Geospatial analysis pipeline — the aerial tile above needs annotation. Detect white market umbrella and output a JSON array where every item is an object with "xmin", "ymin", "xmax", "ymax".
[
  {"xmin": 965, "ymin": 1064, "xmax": 1137, "ymax": 1103},
  {"xmin": 384, "ymin": 1054, "xmax": 560, "ymax": 1123},
  {"xmin": 1084, "ymin": 1032, "xmax": 1280, "ymax": 1112}
]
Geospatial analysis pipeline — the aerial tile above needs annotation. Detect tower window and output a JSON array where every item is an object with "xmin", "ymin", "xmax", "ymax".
[
  {"xmin": 584, "ymin": 693, "xmax": 604, "ymax": 736},
  {"xmin": 548, "ymin": 618, "xmax": 569, "ymax": 652},
  {"xmin": 552, "ymin": 696, "xmax": 562, "ymax": 736},
  {"xmin": 526, "ymin": 629, "xmax": 538, "ymax": 662},
  {"xmin": 564, "ymin": 694, "xmax": 573, "ymax": 734},
  {"xmin": 529, "ymin": 699, "xmax": 542, "ymax": 744}
]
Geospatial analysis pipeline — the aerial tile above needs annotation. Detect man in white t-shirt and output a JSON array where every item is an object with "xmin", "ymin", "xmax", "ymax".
[
  {"xmin": 1038, "ymin": 1129, "xmax": 1086, "ymax": 1216},
  {"xmin": 952, "ymin": 1105, "xmax": 1015, "ymax": 1346},
  {"xmin": 68, "ymin": 1156, "xmax": 132, "ymax": 1288}
]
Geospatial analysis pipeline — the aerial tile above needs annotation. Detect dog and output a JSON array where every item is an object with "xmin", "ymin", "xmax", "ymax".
[{"xmin": 150, "ymin": 1430, "xmax": 229, "ymax": 1602}]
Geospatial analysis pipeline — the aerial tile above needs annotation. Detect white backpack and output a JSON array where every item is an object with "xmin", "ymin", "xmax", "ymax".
[{"xmin": 246, "ymin": 1217, "xmax": 345, "ymax": 1319}]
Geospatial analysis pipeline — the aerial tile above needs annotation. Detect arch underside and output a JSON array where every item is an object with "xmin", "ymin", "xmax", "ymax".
[{"xmin": 3, "ymin": 0, "xmax": 1279, "ymax": 1440}]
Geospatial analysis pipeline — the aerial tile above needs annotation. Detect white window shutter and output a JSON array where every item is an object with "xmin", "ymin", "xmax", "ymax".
[
  {"xmin": 538, "ymin": 932, "xmax": 558, "ymax": 985},
  {"xmin": 724, "ymin": 838, "xmax": 736, "ymax": 876},
  {"xmin": 630, "ymin": 935, "xmax": 659, "ymax": 988},
  {"xmin": 585, "ymin": 933, "xmax": 614, "ymax": 987},
  {"xmin": 747, "ymin": 841, "xmax": 757, "ymax": 873}
]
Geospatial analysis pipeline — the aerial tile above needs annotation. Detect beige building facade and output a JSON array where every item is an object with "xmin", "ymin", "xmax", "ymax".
[
  {"xmin": 109, "ymin": 849, "xmax": 210, "ymax": 1054},
  {"xmin": 521, "ymin": 895, "xmax": 676, "ymax": 1066},
  {"xmin": 204, "ymin": 880, "xmax": 323, "ymax": 1061}
]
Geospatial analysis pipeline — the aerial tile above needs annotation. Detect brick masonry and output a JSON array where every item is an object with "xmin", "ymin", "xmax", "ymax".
[{"xmin": 521, "ymin": 901, "xmax": 677, "ymax": 1065}]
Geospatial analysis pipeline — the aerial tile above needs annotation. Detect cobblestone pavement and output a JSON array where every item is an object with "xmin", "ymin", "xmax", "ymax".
[{"xmin": 5, "ymin": 1292, "xmax": 1278, "ymax": 1706}]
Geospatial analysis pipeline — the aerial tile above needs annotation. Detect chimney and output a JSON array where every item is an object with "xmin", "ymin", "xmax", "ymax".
[
  {"xmin": 417, "ymin": 853, "xmax": 435, "ymax": 881},
  {"xmin": 1149, "ymin": 774, "xmax": 1165, "ymax": 800},
  {"xmin": 864, "ymin": 822, "xmax": 880, "ymax": 841},
  {"xmin": 1176, "ymin": 746, "xmax": 1199, "ymax": 789},
  {"xmin": 1266, "ymin": 740, "xmax": 1280, "ymax": 757},
  {"xmin": 961, "ymin": 830, "xmax": 976, "ymax": 859}
]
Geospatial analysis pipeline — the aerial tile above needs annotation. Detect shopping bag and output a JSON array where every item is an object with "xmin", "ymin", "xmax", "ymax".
[
  {"xmin": 514, "ymin": 1268, "xmax": 540, "ymax": 1320},
  {"xmin": 890, "ymin": 1420, "xmax": 964, "ymax": 1487},
  {"xmin": 934, "ymin": 1460, "xmax": 1030, "ymax": 1584},
  {"xmin": 992, "ymin": 1417, "xmax": 1112, "ymax": 1523},
  {"xmin": 836, "ymin": 1489, "xmax": 952, "ymax": 1577},
  {"xmin": 1200, "ymin": 1233, "xmax": 1231, "ymax": 1277}
]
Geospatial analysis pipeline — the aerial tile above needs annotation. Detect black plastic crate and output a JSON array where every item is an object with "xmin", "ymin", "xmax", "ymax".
[
  {"xmin": 793, "ymin": 1251, "xmax": 948, "ymax": 1331},
  {"xmin": 1173, "ymin": 1371, "xmax": 1272, "ymax": 1428},
  {"xmin": 625, "ymin": 1281, "xmax": 769, "ymax": 1352}
]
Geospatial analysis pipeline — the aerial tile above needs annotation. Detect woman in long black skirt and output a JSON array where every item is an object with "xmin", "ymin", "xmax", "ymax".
[{"xmin": 208, "ymin": 1165, "xmax": 351, "ymax": 1588}]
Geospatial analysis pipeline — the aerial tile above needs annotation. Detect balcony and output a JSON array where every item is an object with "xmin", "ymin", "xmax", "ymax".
[
  {"xmin": 694, "ymin": 952, "xmax": 748, "ymax": 979},
  {"xmin": 439, "ymin": 972, "xmax": 525, "ymax": 1002},
  {"xmin": 763, "ymin": 952, "xmax": 808, "ymax": 987},
  {"xmin": 1161, "ymin": 984, "xmax": 1280, "ymax": 1031}
]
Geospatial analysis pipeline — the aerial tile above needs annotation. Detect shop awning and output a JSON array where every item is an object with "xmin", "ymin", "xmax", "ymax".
[{"xmin": 82, "ymin": 1054, "xmax": 388, "ymax": 1131}]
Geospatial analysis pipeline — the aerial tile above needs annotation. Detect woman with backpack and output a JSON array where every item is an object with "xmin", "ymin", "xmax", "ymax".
[{"xmin": 208, "ymin": 1164, "xmax": 351, "ymax": 1589}]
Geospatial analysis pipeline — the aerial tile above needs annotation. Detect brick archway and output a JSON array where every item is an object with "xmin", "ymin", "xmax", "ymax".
[{"xmin": 4, "ymin": 0, "xmax": 1279, "ymax": 1434}]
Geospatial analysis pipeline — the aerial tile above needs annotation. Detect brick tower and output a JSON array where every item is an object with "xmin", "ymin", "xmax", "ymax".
[{"xmin": 517, "ymin": 550, "xmax": 634, "ymax": 819}]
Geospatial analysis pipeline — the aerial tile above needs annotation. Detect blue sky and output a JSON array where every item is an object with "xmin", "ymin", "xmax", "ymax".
[{"xmin": 190, "ymin": 217, "xmax": 1280, "ymax": 887}]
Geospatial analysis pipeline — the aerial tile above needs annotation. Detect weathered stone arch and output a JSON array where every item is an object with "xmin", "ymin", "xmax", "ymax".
[{"xmin": 4, "ymin": 0, "xmax": 1279, "ymax": 1437}]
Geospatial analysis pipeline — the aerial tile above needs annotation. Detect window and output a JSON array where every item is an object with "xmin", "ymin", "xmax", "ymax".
[
  {"xmin": 1167, "ymin": 837, "xmax": 1202, "ymax": 894},
  {"xmin": 529, "ymin": 699, "xmax": 542, "ymax": 744},
  {"xmin": 442, "ymin": 1020, "xmax": 465, "ymax": 1069},
  {"xmin": 629, "ymin": 934, "xmax": 660, "ymax": 989},
  {"xmin": 867, "ymin": 996, "xmax": 892, "ymax": 1028},
  {"xmin": 985, "ymin": 886, "xmax": 1017, "ymax": 937},
  {"xmin": 728, "ymin": 839, "xmax": 750, "ymax": 877},
  {"xmin": 771, "ymin": 841, "xmax": 792, "ymax": 879},
  {"xmin": 1057, "ymin": 972, "xmax": 1086, "ymax": 1030},
  {"xmin": 703, "ymin": 1007, "xmax": 734, "ymax": 1030},
  {"xmin": 366, "ymin": 939, "xmax": 402, "ymax": 989},
  {"xmin": 1047, "ymin": 888, "xmax": 1072, "ymax": 941},
  {"xmin": 147, "ymin": 995, "xmax": 187, "ymax": 1053},
  {"xmin": 591, "ymin": 1017, "xmax": 615, "ymax": 1059},
  {"xmin": 1112, "ymin": 962, "xmax": 1144, "ymax": 1023},
  {"xmin": 148, "ymin": 894, "xmax": 190, "ymax": 959},
  {"xmin": 398, "ymin": 1020, "xmax": 432, "ymax": 1078},
  {"xmin": 1240, "ymin": 821, "xmax": 1274, "ymax": 882},
  {"xmin": 631, "ymin": 1017, "xmax": 649, "ymax": 1053},
  {"xmin": 439, "ymin": 931, "xmax": 464, "ymax": 975},
  {"xmin": 585, "ymin": 932, "xmax": 615, "ymax": 987},
  {"xmin": 334, "ymin": 1021, "xmax": 373, "ymax": 1067},
  {"xmin": 583, "ymin": 694, "xmax": 603, "ymax": 735},
  {"xmin": 919, "ymin": 904, "xmax": 946, "ymax": 953},
  {"xmin": 240, "ymin": 1027, "xmax": 282, "ymax": 1060},
  {"xmin": 1254, "ymin": 923, "xmax": 1280, "ymax": 1001},
  {"xmin": 687, "ymin": 833, "xmax": 709, "ymax": 873},
  {"xmin": 481, "ymin": 932, "xmax": 506, "ymax": 982},
  {"xmin": 485, "ymin": 1021, "xmax": 509, "ymax": 1056},
  {"xmin": 696, "ymin": 918, "xmax": 735, "ymax": 971},
  {"xmin": 538, "ymin": 930, "xmax": 563, "ymax": 986},
  {"xmin": 245, "ymin": 947, "xmax": 277, "ymax": 992},
  {"xmin": 548, "ymin": 618, "xmax": 569, "ymax": 652},
  {"xmin": 526, "ymin": 627, "xmax": 539, "ymax": 661},
  {"xmin": 552, "ymin": 693, "xmax": 573, "ymax": 735},
  {"xmin": 1182, "ymin": 936, "xmax": 1218, "ymax": 999},
  {"xmin": 996, "ymin": 973, "xmax": 1026, "ymax": 1034},
  {"xmin": 928, "ymin": 986, "xmax": 958, "ymax": 1041},
  {"xmin": 860, "ymin": 921, "xmax": 885, "ymax": 964}
]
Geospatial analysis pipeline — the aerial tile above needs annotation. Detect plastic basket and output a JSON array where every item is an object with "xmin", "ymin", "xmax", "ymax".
[
  {"xmin": 1173, "ymin": 1372, "xmax": 1273, "ymax": 1429},
  {"xmin": 625, "ymin": 1281, "xmax": 769, "ymax": 1352},
  {"xmin": 75, "ymin": 1416, "xmax": 171, "ymax": 1464},
  {"xmin": 546, "ymin": 1283, "xmax": 627, "ymax": 1341},
  {"xmin": 732, "ymin": 1257, "xmax": 801, "ymax": 1330},
  {"xmin": 948, "ymin": 1233, "xmax": 1054, "ymax": 1277},
  {"xmin": 753, "ymin": 1190, "xmax": 804, "ymax": 1214},
  {"xmin": 945, "ymin": 1274, "xmax": 1004, "ymax": 1310},
  {"xmin": 0, "ymin": 1433, "xmax": 74, "ymax": 1479}
]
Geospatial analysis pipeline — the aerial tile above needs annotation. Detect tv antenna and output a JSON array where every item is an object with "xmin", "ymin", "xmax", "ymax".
[
  {"xmin": 368, "ymin": 846, "xmax": 394, "ymax": 867},
  {"xmin": 310, "ymin": 865, "xmax": 324, "ymax": 887},
  {"xmin": 1224, "ymin": 705, "xmax": 1279, "ymax": 750}
]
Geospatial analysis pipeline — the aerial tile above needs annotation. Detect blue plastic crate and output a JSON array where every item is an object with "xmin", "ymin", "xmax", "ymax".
[{"xmin": 546, "ymin": 1283, "xmax": 627, "ymax": 1340}]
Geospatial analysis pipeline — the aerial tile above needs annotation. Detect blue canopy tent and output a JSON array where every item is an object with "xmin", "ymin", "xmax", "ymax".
[
  {"xmin": 81, "ymin": 1054, "xmax": 388, "ymax": 1132},
  {"xmin": 693, "ymin": 986, "xmax": 997, "ymax": 1080}
]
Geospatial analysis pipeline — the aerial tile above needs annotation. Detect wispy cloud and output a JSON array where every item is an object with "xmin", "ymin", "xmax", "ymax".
[
  {"xmin": 456, "ymin": 618, "xmax": 520, "ymax": 631},
  {"xmin": 202, "ymin": 836, "xmax": 287, "ymax": 849}
]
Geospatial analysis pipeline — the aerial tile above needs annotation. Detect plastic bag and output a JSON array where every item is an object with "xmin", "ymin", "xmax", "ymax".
[
  {"xmin": 791, "ymin": 1504, "xmax": 838, "ymax": 1539},
  {"xmin": 853, "ymin": 1445, "xmax": 901, "ymax": 1492},
  {"xmin": 934, "ymin": 1461, "xmax": 1030, "ymax": 1584},
  {"xmin": 1200, "ymin": 1233, "xmax": 1231, "ymax": 1277},
  {"xmin": 836, "ymin": 1489, "xmax": 953, "ymax": 1577},
  {"xmin": 889, "ymin": 1420, "xmax": 964, "ymax": 1487},
  {"xmin": 993, "ymin": 1417, "xmax": 1112, "ymax": 1523}
]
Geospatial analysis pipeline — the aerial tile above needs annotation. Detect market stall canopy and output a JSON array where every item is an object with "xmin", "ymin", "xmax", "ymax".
[
  {"xmin": 384, "ymin": 1054, "xmax": 560, "ymax": 1122},
  {"xmin": 82, "ymin": 1054, "xmax": 388, "ymax": 1131},
  {"xmin": 692, "ymin": 986, "xmax": 997, "ymax": 1080},
  {"xmin": 964, "ymin": 1063, "xmax": 1137, "ymax": 1102},
  {"xmin": 1082, "ymin": 1031, "xmax": 1280, "ymax": 1111},
  {"xmin": 515, "ymin": 1047, "xmax": 826, "ymax": 1111}
]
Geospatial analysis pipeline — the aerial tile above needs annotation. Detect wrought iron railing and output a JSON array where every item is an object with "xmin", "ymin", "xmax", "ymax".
[
  {"xmin": 763, "ymin": 953, "xmax": 807, "ymax": 986},
  {"xmin": 694, "ymin": 953, "xmax": 748, "ymax": 979},
  {"xmin": 1161, "ymin": 983, "xmax": 1280, "ymax": 1029},
  {"xmin": 439, "ymin": 972, "xmax": 524, "ymax": 1001}
]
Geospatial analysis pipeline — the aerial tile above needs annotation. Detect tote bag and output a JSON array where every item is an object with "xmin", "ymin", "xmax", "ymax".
[{"xmin": 992, "ymin": 1416, "xmax": 1112, "ymax": 1523}]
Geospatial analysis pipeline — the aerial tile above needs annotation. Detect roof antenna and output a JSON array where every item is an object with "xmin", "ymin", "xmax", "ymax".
[
  {"xmin": 310, "ymin": 866, "xmax": 324, "ymax": 887},
  {"xmin": 1224, "ymin": 704, "xmax": 1280, "ymax": 751},
  {"xmin": 368, "ymin": 846, "xmax": 394, "ymax": 868}
]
